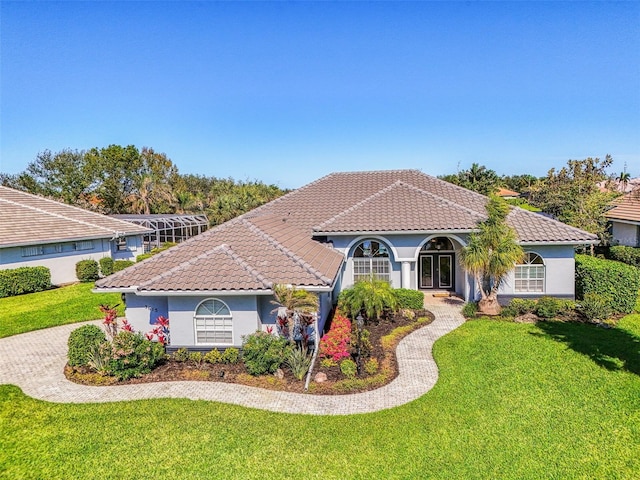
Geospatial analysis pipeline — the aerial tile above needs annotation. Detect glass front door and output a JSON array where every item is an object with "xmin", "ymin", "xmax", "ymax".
[{"xmin": 419, "ymin": 253, "xmax": 454, "ymax": 290}]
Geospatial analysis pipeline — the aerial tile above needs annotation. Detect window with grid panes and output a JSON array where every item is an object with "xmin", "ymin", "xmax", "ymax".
[
  {"xmin": 515, "ymin": 252, "xmax": 545, "ymax": 293},
  {"xmin": 352, "ymin": 240, "xmax": 391, "ymax": 282},
  {"xmin": 194, "ymin": 299, "xmax": 233, "ymax": 345}
]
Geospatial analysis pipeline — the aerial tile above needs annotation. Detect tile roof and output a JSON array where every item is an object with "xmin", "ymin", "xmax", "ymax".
[
  {"xmin": 605, "ymin": 194, "xmax": 640, "ymax": 223},
  {"xmin": 96, "ymin": 169, "xmax": 597, "ymax": 293},
  {"xmin": 0, "ymin": 186, "xmax": 151, "ymax": 248}
]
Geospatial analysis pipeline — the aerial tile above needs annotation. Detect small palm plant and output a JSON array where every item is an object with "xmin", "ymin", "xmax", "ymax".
[
  {"xmin": 338, "ymin": 276, "xmax": 398, "ymax": 321},
  {"xmin": 271, "ymin": 284, "xmax": 319, "ymax": 343},
  {"xmin": 460, "ymin": 196, "xmax": 524, "ymax": 315}
]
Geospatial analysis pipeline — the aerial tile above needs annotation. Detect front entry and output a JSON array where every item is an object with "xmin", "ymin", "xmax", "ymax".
[{"xmin": 419, "ymin": 253, "xmax": 454, "ymax": 290}]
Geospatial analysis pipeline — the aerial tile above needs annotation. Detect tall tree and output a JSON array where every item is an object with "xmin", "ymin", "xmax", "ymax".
[
  {"xmin": 440, "ymin": 163, "xmax": 501, "ymax": 195},
  {"xmin": 126, "ymin": 147, "xmax": 177, "ymax": 214},
  {"xmin": 460, "ymin": 196, "xmax": 524, "ymax": 315},
  {"xmin": 528, "ymin": 156, "xmax": 618, "ymax": 241}
]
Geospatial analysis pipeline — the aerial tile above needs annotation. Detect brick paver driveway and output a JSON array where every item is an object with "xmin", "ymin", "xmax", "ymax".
[{"xmin": 0, "ymin": 302, "xmax": 464, "ymax": 415}]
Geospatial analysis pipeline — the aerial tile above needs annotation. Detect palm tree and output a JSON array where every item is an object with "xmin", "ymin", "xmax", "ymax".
[
  {"xmin": 618, "ymin": 171, "xmax": 631, "ymax": 192},
  {"xmin": 460, "ymin": 196, "xmax": 524, "ymax": 315},
  {"xmin": 271, "ymin": 284, "xmax": 319, "ymax": 343}
]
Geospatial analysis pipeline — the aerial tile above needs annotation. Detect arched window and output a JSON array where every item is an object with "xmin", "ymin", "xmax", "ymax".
[
  {"xmin": 194, "ymin": 299, "xmax": 233, "ymax": 345},
  {"xmin": 515, "ymin": 252, "xmax": 545, "ymax": 293},
  {"xmin": 421, "ymin": 237, "xmax": 455, "ymax": 252},
  {"xmin": 352, "ymin": 239, "xmax": 391, "ymax": 282}
]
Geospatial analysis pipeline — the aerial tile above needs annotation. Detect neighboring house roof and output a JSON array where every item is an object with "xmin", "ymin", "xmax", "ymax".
[
  {"xmin": 96, "ymin": 169, "xmax": 597, "ymax": 294},
  {"xmin": 496, "ymin": 187, "xmax": 520, "ymax": 198},
  {"xmin": 0, "ymin": 186, "xmax": 151, "ymax": 248},
  {"xmin": 605, "ymin": 194, "xmax": 640, "ymax": 224}
]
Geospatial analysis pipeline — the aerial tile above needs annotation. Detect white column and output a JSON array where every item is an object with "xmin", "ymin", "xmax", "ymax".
[{"xmin": 401, "ymin": 261, "xmax": 412, "ymax": 289}]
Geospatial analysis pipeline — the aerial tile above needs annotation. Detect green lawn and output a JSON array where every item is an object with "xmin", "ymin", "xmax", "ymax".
[
  {"xmin": 1, "ymin": 315, "xmax": 638, "ymax": 479},
  {"xmin": 0, "ymin": 283, "xmax": 123, "ymax": 338}
]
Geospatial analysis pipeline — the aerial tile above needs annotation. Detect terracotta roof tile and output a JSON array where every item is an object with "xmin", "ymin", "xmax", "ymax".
[{"xmin": 605, "ymin": 194, "xmax": 640, "ymax": 223}]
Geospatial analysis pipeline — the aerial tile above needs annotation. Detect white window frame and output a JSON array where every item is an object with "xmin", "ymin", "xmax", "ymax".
[
  {"xmin": 193, "ymin": 298, "xmax": 233, "ymax": 345},
  {"xmin": 115, "ymin": 237, "xmax": 128, "ymax": 252},
  {"xmin": 352, "ymin": 240, "xmax": 391, "ymax": 283},
  {"xmin": 515, "ymin": 252, "xmax": 545, "ymax": 293},
  {"xmin": 74, "ymin": 240, "xmax": 94, "ymax": 251},
  {"xmin": 22, "ymin": 246, "xmax": 43, "ymax": 257}
]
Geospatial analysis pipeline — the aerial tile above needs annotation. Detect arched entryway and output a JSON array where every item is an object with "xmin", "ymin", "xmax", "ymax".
[{"xmin": 418, "ymin": 237, "xmax": 455, "ymax": 290}]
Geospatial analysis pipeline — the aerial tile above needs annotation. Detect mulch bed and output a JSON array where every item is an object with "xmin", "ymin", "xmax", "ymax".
[{"xmin": 65, "ymin": 309, "xmax": 436, "ymax": 394}]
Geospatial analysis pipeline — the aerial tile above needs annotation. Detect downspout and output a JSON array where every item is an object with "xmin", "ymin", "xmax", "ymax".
[{"xmin": 304, "ymin": 312, "xmax": 320, "ymax": 391}]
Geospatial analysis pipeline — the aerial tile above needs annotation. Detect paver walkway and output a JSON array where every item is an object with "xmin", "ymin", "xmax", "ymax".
[{"xmin": 0, "ymin": 301, "xmax": 464, "ymax": 415}]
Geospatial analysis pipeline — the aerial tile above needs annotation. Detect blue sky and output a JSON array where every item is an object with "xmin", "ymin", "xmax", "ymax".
[{"xmin": 1, "ymin": 1, "xmax": 639, "ymax": 189}]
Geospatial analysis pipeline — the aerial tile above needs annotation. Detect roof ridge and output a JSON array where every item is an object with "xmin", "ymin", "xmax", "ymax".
[
  {"xmin": 220, "ymin": 245, "xmax": 273, "ymax": 289},
  {"xmin": 509, "ymin": 207, "xmax": 598, "ymax": 238},
  {"xmin": 0, "ymin": 196, "xmax": 119, "ymax": 236},
  {"xmin": 241, "ymin": 218, "xmax": 333, "ymax": 285},
  {"xmin": 313, "ymin": 180, "xmax": 485, "ymax": 231},
  {"xmin": 0, "ymin": 187, "xmax": 148, "ymax": 234}
]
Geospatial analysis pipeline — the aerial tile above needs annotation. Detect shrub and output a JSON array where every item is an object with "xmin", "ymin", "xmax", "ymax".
[
  {"xmin": 579, "ymin": 292, "xmax": 614, "ymax": 322},
  {"xmin": 242, "ymin": 331, "xmax": 292, "ymax": 376},
  {"xmin": 351, "ymin": 328, "xmax": 372, "ymax": 358},
  {"xmin": 364, "ymin": 357, "xmax": 379, "ymax": 375},
  {"xmin": 339, "ymin": 359, "xmax": 357, "ymax": 379},
  {"xmin": 575, "ymin": 254, "xmax": 640, "ymax": 314},
  {"xmin": 394, "ymin": 288, "xmax": 424, "ymax": 309},
  {"xmin": 320, "ymin": 358, "xmax": 337, "ymax": 368},
  {"xmin": 204, "ymin": 348, "xmax": 223, "ymax": 364},
  {"xmin": 535, "ymin": 297, "xmax": 562, "ymax": 319},
  {"xmin": 104, "ymin": 331, "xmax": 165, "ymax": 380},
  {"xmin": 189, "ymin": 351, "xmax": 205, "ymax": 368},
  {"xmin": 338, "ymin": 278, "xmax": 398, "ymax": 320},
  {"xmin": 222, "ymin": 347, "xmax": 240, "ymax": 364},
  {"xmin": 68, "ymin": 325, "xmax": 107, "ymax": 367},
  {"xmin": 76, "ymin": 260, "xmax": 99, "ymax": 282},
  {"xmin": 113, "ymin": 260, "xmax": 135, "ymax": 272},
  {"xmin": 286, "ymin": 347, "xmax": 312, "ymax": 380},
  {"xmin": 461, "ymin": 302, "xmax": 478, "ymax": 318},
  {"xmin": 99, "ymin": 257, "xmax": 114, "ymax": 276},
  {"xmin": 173, "ymin": 348, "xmax": 190, "ymax": 362},
  {"xmin": 507, "ymin": 298, "xmax": 537, "ymax": 315},
  {"xmin": 609, "ymin": 246, "xmax": 640, "ymax": 268},
  {"xmin": 319, "ymin": 314, "xmax": 351, "ymax": 362},
  {"xmin": 0, "ymin": 266, "xmax": 51, "ymax": 298}
]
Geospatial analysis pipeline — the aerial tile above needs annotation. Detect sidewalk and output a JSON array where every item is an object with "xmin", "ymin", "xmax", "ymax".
[{"xmin": 0, "ymin": 303, "xmax": 465, "ymax": 415}]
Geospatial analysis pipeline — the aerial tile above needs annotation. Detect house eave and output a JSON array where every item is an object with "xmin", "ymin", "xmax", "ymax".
[
  {"xmin": 607, "ymin": 218, "xmax": 640, "ymax": 226},
  {"xmin": 518, "ymin": 240, "xmax": 599, "ymax": 246},
  {"xmin": 314, "ymin": 229, "xmax": 475, "ymax": 236},
  {"xmin": 96, "ymin": 285, "xmax": 335, "ymax": 296}
]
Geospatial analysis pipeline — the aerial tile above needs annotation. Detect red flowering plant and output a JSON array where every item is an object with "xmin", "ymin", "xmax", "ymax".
[
  {"xmin": 319, "ymin": 313, "xmax": 352, "ymax": 362},
  {"xmin": 99, "ymin": 304, "xmax": 120, "ymax": 340},
  {"xmin": 147, "ymin": 315, "xmax": 170, "ymax": 345}
]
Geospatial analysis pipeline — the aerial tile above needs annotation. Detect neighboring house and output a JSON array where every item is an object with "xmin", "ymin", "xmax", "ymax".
[
  {"xmin": 0, "ymin": 186, "xmax": 151, "ymax": 285},
  {"xmin": 606, "ymin": 193, "xmax": 640, "ymax": 247},
  {"xmin": 95, "ymin": 170, "xmax": 597, "ymax": 350},
  {"xmin": 110, "ymin": 214, "xmax": 209, "ymax": 250},
  {"xmin": 496, "ymin": 187, "xmax": 520, "ymax": 200}
]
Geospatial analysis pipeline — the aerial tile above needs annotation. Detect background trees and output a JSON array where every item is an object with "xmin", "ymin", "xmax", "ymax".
[
  {"xmin": 439, "ymin": 163, "xmax": 502, "ymax": 195},
  {"xmin": 2, "ymin": 145, "xmax": 286, "ymax": 225}
]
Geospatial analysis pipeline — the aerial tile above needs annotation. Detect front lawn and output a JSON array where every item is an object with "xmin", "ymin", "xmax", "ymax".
[
  {"xmin": 1, "ymin": 315, "xmax": 638, "ymax": 479},
  {"xmin": 0, "ymin": 283, "xmax": 123, "ymax": 338}
]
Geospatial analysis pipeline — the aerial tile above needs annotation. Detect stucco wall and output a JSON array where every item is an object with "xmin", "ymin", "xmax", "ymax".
[
  {"xmin": 112, "ymin": 235, "xmax": 145, "ymax": 261},
  {"xmin": 124, "ymin": 294, "xmax": 169, "ymax": 334},
  {"xmin": 0, "ymin": 238, "xmax": 111, "ymax": 285},
  {"xmin": 611, "ymin": 221, "xmax": 640, "ymax": 247}
]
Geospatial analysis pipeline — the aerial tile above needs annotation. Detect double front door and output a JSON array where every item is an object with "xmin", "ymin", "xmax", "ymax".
[{"xmin": 419, "ymin": 253, "xmax": 454, "ymax": 290}]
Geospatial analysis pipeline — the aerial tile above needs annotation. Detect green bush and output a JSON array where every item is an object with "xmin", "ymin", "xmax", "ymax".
[
  {"xmin": 242, "ymin": 332, "xmax": 292, "ymax": 376},
  {"xmin": 222, "ymin": 347, "xmax": 240, "ymax": 364},
  {"xmin": 534, "ymin": 297, "xmax": 562, "ymax": 319},
  {"xmin": 204, "ymin": 349, "xmax": 223, "ymax": 364},
  {"xmin": 579, "ymin": 292, "xmax": 614, "ymax": 322},
  {"xmin": 609, "ymin": 246, "xmax": 640, "ymax": 268},
  {"xmin": 461, "ymin": 302, "xmax": 478, "ymax": 318},
  {"xmin": 394, "ymin": 289, "xmax": 424, "ymax": 309},
  {"xmin": 189, "ymin": 351, "xmax": 205, "ymax": 367},
  {"xmin": 68, "ymin": 325, "xmax": 107, "ymax": 367},
  {"xmin": 76, "ymin": 260, "xmax": 99, "ymax": 282},
  {"xmin": 173, "ymin": 347, "xmax": 190, "ymax": 362},
  {"xmin": 507, "ymin": 298, "xmax": 537, "ymax": 315},
  {"xmin": 113, "ymin": 260, "xmax": 135, "ymax": 272},
  {"xmin": 339, "ymin": 359, "xmax": 357, "ymax": 379},
  {"xmin": 104, "ymin": 331, "xmax": 165, "ymax": 380},
  {"xmin": 364, "ymin": 357, "xmax": 379, "ymax": 375},
  {"xmin": 99, "ymin": 257, "xmax": 114, "ymax": 276},
  {"xmin": 0, "ymin": 266, "xmax": 51, "ymax": 298},
  {"xmin": 575, "ymin": 254, "xmax": 640, "ymax": 314},
  {"xmin": 338, "ymin": 278, "xmax": 398, "ymax": 321}
]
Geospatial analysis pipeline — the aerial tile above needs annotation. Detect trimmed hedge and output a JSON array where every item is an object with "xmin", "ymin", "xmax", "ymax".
[
  {"xmin": 0, "ymin": 266, "xmax": 51, "ymax": 298},
  {"xmin": 76, "ymin": 260, "xmax": 99, "ymax": 282},
  {"xmin": 575, "ymin": 254, "xmax": 640, "ymax": 314},
  {"xmin": 394, "ymin": 288, "xmax": 425, "ymax": 309},
  {"xmin": 609, "ymin": 246, "xmax": 640, "ymax": 268},
  {"xmin": 68, "ymin": 324, "xmax": 107, "ymax": 367},
  {"xmin": 113, "ymin": 260, "xmax": 135, "ymax": 272},
  {"xmin": 99, "ymin": 257, "xmax": 114, "ymax": 276}
]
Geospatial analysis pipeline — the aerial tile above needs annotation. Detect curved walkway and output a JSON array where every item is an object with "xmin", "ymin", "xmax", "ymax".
[{"xmin": 0, "ymin": 303, "xmax": 464, "ymax": 415}]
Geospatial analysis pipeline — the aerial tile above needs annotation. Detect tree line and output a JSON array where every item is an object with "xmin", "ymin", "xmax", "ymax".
[{"xmin": 1, "ymin": 145, "xmax": 287, "ymax": 226}]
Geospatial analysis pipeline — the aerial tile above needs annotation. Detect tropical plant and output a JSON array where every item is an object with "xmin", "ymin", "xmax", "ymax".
[
  {"xmin": 319, "ymin": 314, "xmax": 352, "ymax": 362},
  {"xmin": 286, "ymin": 347, "xmax": 312, "ymax": 380},
  {"xmin": 241, "ymin": 331, "xmax": 292, "ymax": 376},
  {"xmin": 459, "ymin": 196, "xmax": 524, "ymax": 315},
  {"xmin": 271, "ymin": 284, "xmax": 319, "ymax": 343},
  {"xmin": 338, "ymin": 277, "xmax": 398, "ymax": 321}
]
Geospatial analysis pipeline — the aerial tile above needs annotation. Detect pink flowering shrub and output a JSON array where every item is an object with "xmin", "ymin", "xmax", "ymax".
[{"xmin": 319, "ymin": 314, "xmax": 352, "ymax": 362}]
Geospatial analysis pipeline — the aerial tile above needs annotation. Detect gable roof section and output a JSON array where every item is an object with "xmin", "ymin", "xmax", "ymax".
[
  {"xmin": 605, "ymin": 194, "xmax": 640, "ymax": 224},
  {"xmin": 0, "ymin": 186, "xmax": 151, "ymax": 248},
  {"xmin": 96, "ymin": 169, "xmax": 597, "ymax": 294}
]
